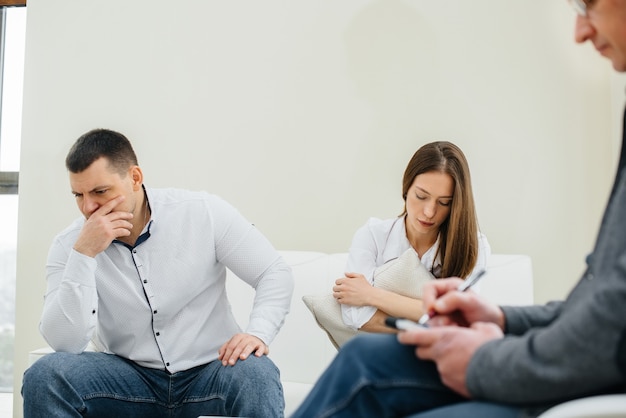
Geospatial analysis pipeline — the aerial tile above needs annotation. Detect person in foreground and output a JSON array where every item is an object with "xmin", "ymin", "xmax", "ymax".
[
  {"xmin": 335, "ymin": 141, "xmax": 490, "ymax": 333},
  {"xmin": 21, "ymin": 129, "xmax": 294, "ymax": 418},
  {"xmin": 292, "ymin": 1, "xmax": 626, "ymax": 417}
]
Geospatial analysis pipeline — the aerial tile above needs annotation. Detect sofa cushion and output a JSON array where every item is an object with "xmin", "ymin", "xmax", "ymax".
[{"xmin": 303, "ymin": 248, "xmax": 434, "ymax": 349}]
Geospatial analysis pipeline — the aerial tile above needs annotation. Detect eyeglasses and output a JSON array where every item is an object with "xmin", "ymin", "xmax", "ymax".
[{"xmin": 568, "ymin": 0, "xmax": 594, "ymax": 17}]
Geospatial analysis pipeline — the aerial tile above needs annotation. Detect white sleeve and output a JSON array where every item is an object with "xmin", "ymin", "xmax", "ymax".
[
  {"xmin": 40, "ymin": 243, "xmax": 98, "ymax": 353},
  {"xmin": 211, "ymin": 195, "xmax": 294, "ymax": 345},
  {"xmin": 341, "ymin": 222, "xmax": 378, "ymax": 330}
]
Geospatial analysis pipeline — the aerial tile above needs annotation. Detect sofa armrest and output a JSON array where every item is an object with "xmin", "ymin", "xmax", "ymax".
[
  {"xmin": 537, "ymin": 394, "xmax": 626, "ymax": 418},
  {"xmin": 482, "ymin": 254, "xmax": 534, "ymax": 305}
]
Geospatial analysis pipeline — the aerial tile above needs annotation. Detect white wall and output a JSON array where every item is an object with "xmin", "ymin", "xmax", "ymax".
[{"xmin": 13, "ymin": 0, "xmax": 622, "ymax": 415}]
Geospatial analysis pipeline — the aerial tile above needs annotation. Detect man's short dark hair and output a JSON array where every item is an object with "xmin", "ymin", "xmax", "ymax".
[{"xmin": 65, "ymin": 129, "xmax": 138, "ymax": 175}]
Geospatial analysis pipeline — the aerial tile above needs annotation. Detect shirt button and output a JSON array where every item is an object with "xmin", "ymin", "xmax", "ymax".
[
  {"xmin": 166, "ymin": 362, "xmax": 170, "ymax": 366},
  {"xmin": 153, "ymin": 310, "xmax": 157, "ymax": 314},
  {"xmin": 155, "ymin": 332, "xmax": 160, "ymax": 336}
]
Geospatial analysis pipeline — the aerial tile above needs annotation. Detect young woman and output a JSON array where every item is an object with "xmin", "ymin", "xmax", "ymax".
[{"xmin": 333, "ymin": 141, "xmax": 490, "ymax": 333}]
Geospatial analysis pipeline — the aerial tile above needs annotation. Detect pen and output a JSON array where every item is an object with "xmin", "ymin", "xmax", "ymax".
[
  {"xmin": 416, "ymin": 269, "xmax": 487, "ymax": 326},
  {"xmin": 385, "ymin": 316, "xmax": 426, "ymax": 331}
]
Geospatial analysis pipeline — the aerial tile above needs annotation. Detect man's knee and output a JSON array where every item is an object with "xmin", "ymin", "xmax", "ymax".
[
  {"xmin": 231, "ymin": 354, "xmax": 281, "ymax": 385},
  {"xmin": 23, "ymin": 352, "xmax": 98, "ymax": 392},
  {"xmin": 214, "ymin": 355, "xmax": 284, "ymax": 416},
  {"xmin": 24, "ymin": 352, "xmax": 71, "ymax": 383},
  {"xmin": 339, "ymin": 333, "xmax": 400, "ymax": 362},
  {"xmin": 22, "ymin": 352, "xmax": 81, "ymax": 401}
]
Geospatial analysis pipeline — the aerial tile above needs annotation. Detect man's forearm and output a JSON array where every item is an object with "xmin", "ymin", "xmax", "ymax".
[{"xmin": 41, "ymin": 248, "xmax": 98, "ymax": 352}]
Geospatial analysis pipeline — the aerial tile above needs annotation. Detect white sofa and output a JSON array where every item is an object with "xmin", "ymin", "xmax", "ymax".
[
  {"xmin": 226, "ymin": 251, "xmax": 535, "ymax": 416},
  {"xmin": 29, "ymin": 251, "xmax": 535, "ymax": 416}
]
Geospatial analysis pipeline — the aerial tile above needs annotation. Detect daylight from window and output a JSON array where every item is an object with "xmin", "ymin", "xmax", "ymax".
[
  {"xmin": 0, "ymin": 6, "xmax": 25, "ymax": 172},
  {"xmin": 0, "ymin": 5, "xmax": 27, "ymax": 399},
  {"xmin": 0, "ymin": 195, "xmax": 18, "ymax": 392}
]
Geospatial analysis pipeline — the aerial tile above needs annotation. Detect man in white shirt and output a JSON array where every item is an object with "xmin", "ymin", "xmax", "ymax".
[{"xmin": 22, "ymin": 128, "xmax": 294, "ymax": 418}]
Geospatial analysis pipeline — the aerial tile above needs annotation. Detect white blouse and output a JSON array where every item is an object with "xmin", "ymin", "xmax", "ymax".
[{"xmin": 341, "ymin": 216, "xmax": 490, "ymax": 329}]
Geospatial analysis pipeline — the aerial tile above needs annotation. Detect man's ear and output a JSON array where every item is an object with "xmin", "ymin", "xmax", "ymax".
[{"xmin": 130, "ymin": 165, "xmax": 144, "ymax": 190}]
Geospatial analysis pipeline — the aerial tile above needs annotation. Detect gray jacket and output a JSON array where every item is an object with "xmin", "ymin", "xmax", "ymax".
[{"xmin": 467, "ymin": 111, "xmax": 626, "ymax": 412}]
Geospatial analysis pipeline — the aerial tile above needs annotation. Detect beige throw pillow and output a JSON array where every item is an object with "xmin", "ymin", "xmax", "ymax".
[
  {"xmin": 301, "ymin": 293, "xmax": 357, "ymax": 349},
  {"xmin": 302, "ymin": 248, "xmax": 435, "ymax": 349}
]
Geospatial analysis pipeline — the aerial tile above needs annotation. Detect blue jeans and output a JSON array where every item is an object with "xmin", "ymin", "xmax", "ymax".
[
  {"xmin": 291, "ymin": 334, "xmax": 523, "ymax": 418},
  {"xmin": 22, "ymin": 351, "xmax": 284, "ymax": 418}
]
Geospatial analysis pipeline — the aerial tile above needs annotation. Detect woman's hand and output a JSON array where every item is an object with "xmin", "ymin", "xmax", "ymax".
[{"xmin": 333, "ymin": 273, "xmax": 375, "ymax": 306}]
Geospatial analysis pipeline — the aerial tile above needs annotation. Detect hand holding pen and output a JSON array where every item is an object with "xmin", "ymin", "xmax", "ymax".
[
  {"xmin": 386, "ymin": 269, "xmax": 489, "ymax": 331},
  {"xmin": 416, "ymin": 269, "xmax": 487, "ymax": 326}
]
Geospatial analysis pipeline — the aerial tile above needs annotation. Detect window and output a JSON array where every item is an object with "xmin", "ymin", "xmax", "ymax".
[{"xmin": 0, "ymin": 3, "xmax": 26, "ymax": 403}]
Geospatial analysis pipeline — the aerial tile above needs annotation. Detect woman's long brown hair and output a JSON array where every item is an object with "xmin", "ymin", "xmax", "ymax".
[{"xmin": 400, "ymin": 141, "xmax": 479, "ymax": 278}]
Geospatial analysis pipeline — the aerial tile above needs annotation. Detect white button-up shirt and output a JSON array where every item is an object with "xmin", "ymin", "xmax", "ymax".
[{"xmin": 40, "ymin": 187, "xmax": 294, "ymax": 373}]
